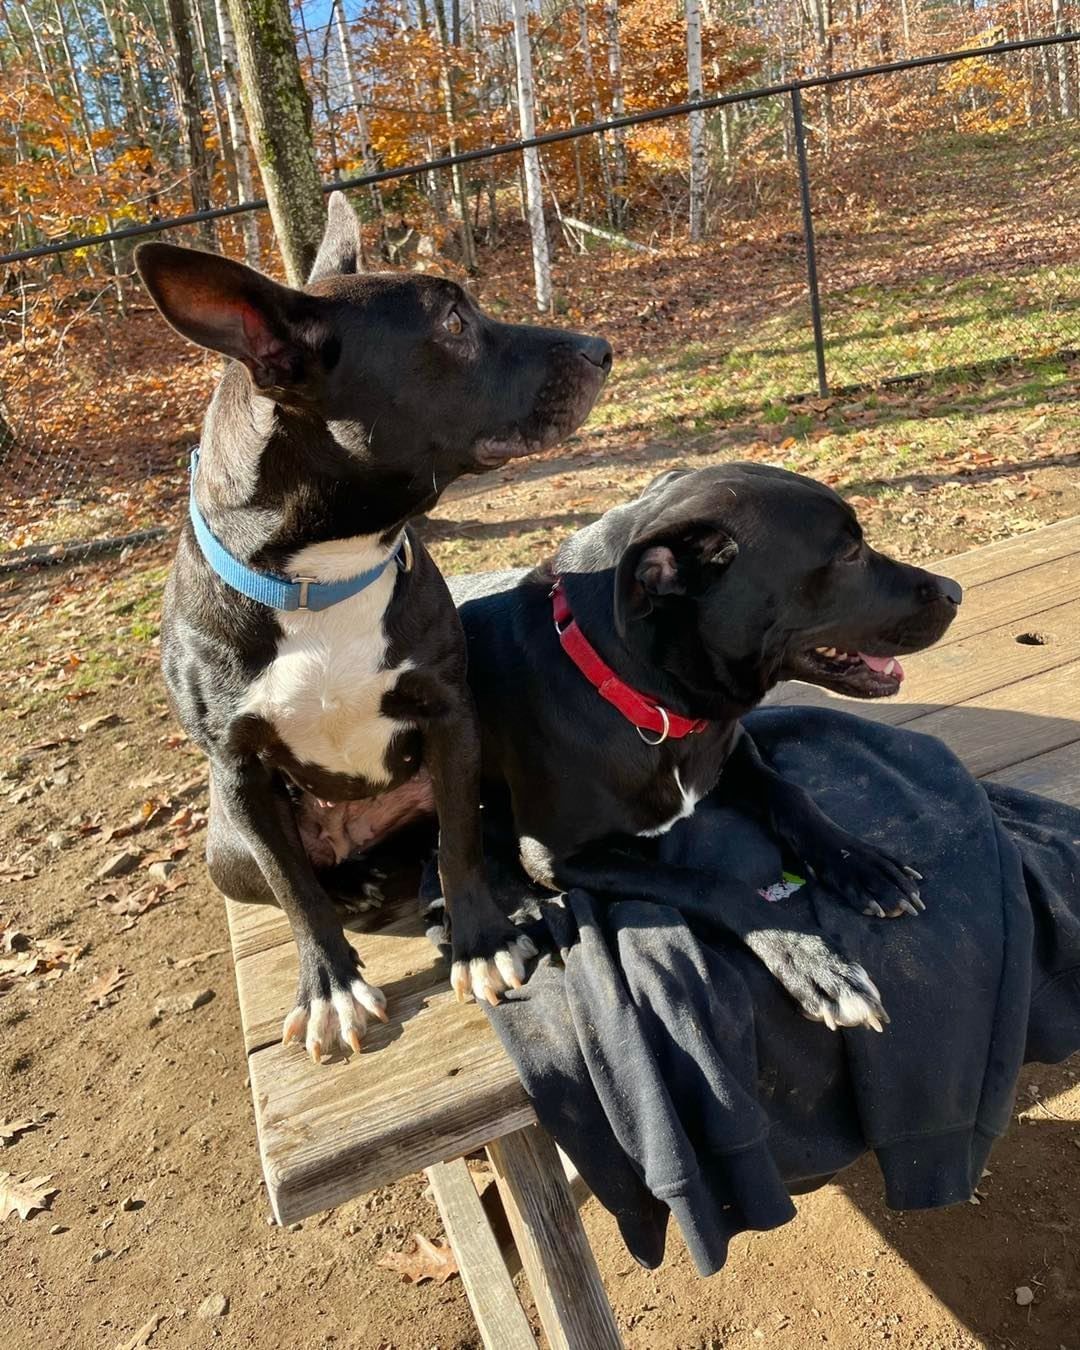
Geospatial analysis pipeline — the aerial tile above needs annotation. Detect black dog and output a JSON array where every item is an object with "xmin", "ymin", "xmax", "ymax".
[
  {"xmin": 441, "ymin": 463, "xmax": 963, "ymax": 1027},
  {"xmin": 134, "ymin": 193, "xmax": 611, "ymax": 1062}
]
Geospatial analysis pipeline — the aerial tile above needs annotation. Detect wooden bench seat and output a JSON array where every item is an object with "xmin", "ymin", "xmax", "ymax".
[{"xmin": 225, "ymin": 516, "xmax": 1080, "ymax": 1349}]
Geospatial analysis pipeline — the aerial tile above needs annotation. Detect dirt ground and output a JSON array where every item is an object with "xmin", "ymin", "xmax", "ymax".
[{"xmin": 2, "ymin": 397, "xmax": 1080, "ymax": 1350}]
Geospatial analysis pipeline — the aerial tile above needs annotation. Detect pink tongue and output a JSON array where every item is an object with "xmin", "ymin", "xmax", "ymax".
[{"xmin": 859, "ymin": 652, "xmax": 905, "ymax": 682}]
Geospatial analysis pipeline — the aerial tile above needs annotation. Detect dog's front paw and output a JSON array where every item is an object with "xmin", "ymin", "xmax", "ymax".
[
  {"xmin": 282, "ymin": 939, "xmax": 388, "ymax": 1063},
  {"xmin": 450, "ymin": 929, "xmax": 538, "ymax": 1007},
  {"xmin": 805, "ymin": 834, "xmax": 924, "ymax": 920},
  {"xmin": 746, "ymin": 930, "xmax": 888, "ymax": 1033}
]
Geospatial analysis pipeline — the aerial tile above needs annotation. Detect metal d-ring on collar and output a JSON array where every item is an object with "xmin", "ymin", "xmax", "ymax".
[{"xmin": 636, "ymin": 707, "xmax": 671, "ymax": 746}]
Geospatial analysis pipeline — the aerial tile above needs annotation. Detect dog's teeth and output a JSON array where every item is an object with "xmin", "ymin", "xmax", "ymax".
[{"xmin": 884, "ymin": 659, "xmax": 896, "ymax": 676}]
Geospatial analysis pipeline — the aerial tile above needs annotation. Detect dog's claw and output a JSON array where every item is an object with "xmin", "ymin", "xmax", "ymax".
[
  {"xmin": 898, "ymin": 897, "xmax": 920, "ymax": 918},
  {"xmin": 346, "ymin": 1027, "xmax": 363, "ymax": 1055},
  {"xmin": 863, "ymin": 901, "xmax": 886, "ymax": 919},
  {"xmin": 903, "ymin": 866, "xmax": 923, "ymax": 881},
  {"xmin": 450, "ymin": 935, "xmax": 537, "ymax": 1007},
  {"xmin": 282, "ymin": 1008, "xmax": 306, "ymax": 1045}
]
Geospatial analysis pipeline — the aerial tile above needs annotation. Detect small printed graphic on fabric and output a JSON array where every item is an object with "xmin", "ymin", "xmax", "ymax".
[{"xmin": 757, "ymin": 872, "xmax": 807, "ymax": 903}]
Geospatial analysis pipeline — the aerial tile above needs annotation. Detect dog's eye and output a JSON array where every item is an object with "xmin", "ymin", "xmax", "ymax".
[{"xmin": 443, "ymin": 309, "xmax": 464, "ymax": 336}]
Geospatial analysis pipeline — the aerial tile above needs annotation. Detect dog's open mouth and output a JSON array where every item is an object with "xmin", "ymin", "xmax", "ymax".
[{"xmin": 786, "ymin": 645, "xmax": 906, "ymax": 698}]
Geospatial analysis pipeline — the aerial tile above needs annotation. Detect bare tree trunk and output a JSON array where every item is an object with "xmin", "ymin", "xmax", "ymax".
[
  {"xmin": 509, "ymin": 0, "xmax": 551, "ymax": 312},
  {"xmin": 432, "ymin": 0, "xmax": 477, "ymax": 272},
  {"xmin": 190, "ymin": 0, "xmax": 234, "ymax": 197},
  {"xmin": 603, "ymin": 0, "xmax": 628, "ymax": 226},
  {"xmin": 575, "ymin": 0, "xmax": 615, "ymax": 225},
  {"xmin": 98, "ymin": 0, "xmax": 146, "ymax": 138},
  {"xmin": 213, "ymin": 0, "xmax": 259, "ymax": 263},
  {"xmin": 226, "ymin": 0, "xmax": 325, "ymax": 283},
  {"xmin": 1051, "ymin": 0, "xmax": 1072, "ymax": 119},
  {"xmin": 164, "ymin": 0, "xmax": 215, "ymax": 243},
  {"xmin": 51, "ymin": 0, "xmax": 128, "ymax": 296},
  {"xmin": 333, "ymin": 0, "xmax": 386, "ymax": 236},
  {"xmin": 808, "ymin": 0, "xmax": 833, "ymax": 156},
  {"xmin": 686, "ymin": 0, "xmax": 706, "ymax": 242}
]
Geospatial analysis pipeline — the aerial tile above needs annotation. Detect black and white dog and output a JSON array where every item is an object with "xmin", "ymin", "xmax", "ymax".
[{"xmin": 134, "ymin": 193, "xmax": 611, "ymax": 1062}]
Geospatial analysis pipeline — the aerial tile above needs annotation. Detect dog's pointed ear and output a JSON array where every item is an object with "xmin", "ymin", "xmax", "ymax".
[
  {"xmin": 614, "ymin": 524, "xmax": 738, "ymax": 636},
  {"xmin": 308, "ymin": 191, "xmax": 362, "ymax": 284},
  {"xmin": 134, "ymin": 241, "xmax": 321, "ymax": 391}
]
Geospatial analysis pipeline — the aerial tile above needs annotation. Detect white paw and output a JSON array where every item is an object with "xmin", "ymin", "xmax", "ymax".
[
  {"xmin": 800, "ymin": 971, "xmax": 889, "ymax": 1033},
  {"xmin": 450, "ymin": 935, "xmax": 537, "ymax": 1007},
  {"xmin": 748, "ymin": 930, "xmax": 889, "ymax": 1034},
  {"xmin": 281, "ymin": 977, "xmax": 388, "ymax": 1062}
]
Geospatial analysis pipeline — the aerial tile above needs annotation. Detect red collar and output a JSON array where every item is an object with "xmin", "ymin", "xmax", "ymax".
[{"xmin": 551, "ymin": 579, "xmax": 710, "ymax": 744}]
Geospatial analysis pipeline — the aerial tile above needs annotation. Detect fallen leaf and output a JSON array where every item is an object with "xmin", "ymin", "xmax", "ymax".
[
  {"xmin": 0, "ymin": 863, "xmax": 39, "ymax": 883},
  {"xmin": 113, "ymin": 1315, "xmax": 166, "ymax": 1350},
  {"xmin": 172, "ymin": 948, "xmax": 226, "ymax": 970},
  {"xmin": 0, "ymin": 1112, "xmax": 53, "ymax": 1147},
  {"xmin": 85, "ymin": 966, "xmax": 129, "ymax": 1005},
  {"xmin": 0, "ymin": 1171, "xmax": 58, "ymax": 1221},
  {"xmin": 377, "ymin": 1232, "xmax": 459, "ymax": 1286},
  {"xmin": 78, "ymin": 712, "xmax": 122, "ymax": 735}
]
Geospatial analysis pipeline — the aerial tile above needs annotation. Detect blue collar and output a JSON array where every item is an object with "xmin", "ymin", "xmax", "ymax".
[{"xmin": 187, "ymin": 449, "xmax": 409, "ymax": 613}]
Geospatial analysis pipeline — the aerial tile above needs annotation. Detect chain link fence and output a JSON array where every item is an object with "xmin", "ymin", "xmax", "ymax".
[{"xmin": 2, "ymin": 34, "xmax": 1078, "ymax": 577}]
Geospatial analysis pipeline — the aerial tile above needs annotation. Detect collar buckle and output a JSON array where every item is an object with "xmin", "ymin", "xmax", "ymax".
[{"xmin": 292, "ymin": 576, "xmax": 317, "ymax": 611}]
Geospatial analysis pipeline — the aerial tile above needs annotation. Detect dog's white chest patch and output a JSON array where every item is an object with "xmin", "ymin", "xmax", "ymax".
[
  {"xmin": 239, "ymin": 539, "xmax": 410, "ymax": 785},
  {"xmin": 639, "ymin": 768, "xmax": 702, "ymax": 838}
]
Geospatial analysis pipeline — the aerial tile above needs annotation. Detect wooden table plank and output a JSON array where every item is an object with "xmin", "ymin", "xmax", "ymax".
[
  {"xmin": 250, "ymin": 988, "xmax": 532, "ymax": 1223},
  {"xmin": 933, "ymin": 515, "xmax": 1080, "ymax": 589},
  {"xmin": 985, "ymin": 741, "xmax": 1080, "ymax": 807},
  {"xmin": 900, "ymin": 659, "xmax": 1080, "ymax": 778},
  {"xmin": 426, "ymin": 1158, "xmax": 537, "ymax": 1349},
  {"xmin": 487, "ymin": 1127, "xmax": 623, "ymax": 1350},
  {"xmin": 934, "ymin": 551, "xmax": 1080, "ymax": 650}
]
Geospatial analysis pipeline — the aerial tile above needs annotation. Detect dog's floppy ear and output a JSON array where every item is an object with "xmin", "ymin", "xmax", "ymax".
[
  {"xmin": 134, "ymin": 242, "xmax": 322, "ymax": 391},
  {"xmin": 614, "ymin": 523, "xmax": 738, "ymax": 635},
  {"xmin": 308, "ymin": 190, "xmax": 362, "ymax": 284}
]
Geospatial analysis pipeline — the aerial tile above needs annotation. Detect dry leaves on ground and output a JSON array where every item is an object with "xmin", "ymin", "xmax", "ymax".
[
  {"xmin": 171, "ymin": 948, "xmax": 226, "ymax": 970},
  {"xmin": 85, "ymin": 966, "xmax": 130, "ymax": 1006},
  {"xmin": 0, "ymin": 1112, "xmax": 53, "ymax": 1147},
  {"xmin": 0, "ymin": 1171, "xmax": 58, "ymax": 1221},
  {"xmin": 377, "ymin": 1232, "xmax": 459, "ymax": 1286},
  {"xmin": 0, "ymin": 932, "xmax": 85, "ymax": 983}
]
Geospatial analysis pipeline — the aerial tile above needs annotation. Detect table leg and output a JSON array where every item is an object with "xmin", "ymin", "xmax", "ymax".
[
  {"xmin": 426, "ymin": 1157, "xmax": 536, "ymax": 1349},
  {"xmin": 486, "ymin": 1124, "xmax": 623, "ymax": 1350}
]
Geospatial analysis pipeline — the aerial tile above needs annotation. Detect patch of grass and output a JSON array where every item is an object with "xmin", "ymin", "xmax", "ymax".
[{"xmin": 590, "ymin": 260, "xmax": 1080, "ymax": 443}]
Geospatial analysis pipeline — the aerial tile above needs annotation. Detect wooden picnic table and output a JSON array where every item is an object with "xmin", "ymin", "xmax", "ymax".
[{"xmin": 226, "ymin": 515, "xmax": 1080, "ymax": 1349}]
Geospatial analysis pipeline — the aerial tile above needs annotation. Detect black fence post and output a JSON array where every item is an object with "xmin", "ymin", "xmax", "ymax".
[{"xmin": 791, "ymin": 87, "xmax": 829, "ymax": 398}]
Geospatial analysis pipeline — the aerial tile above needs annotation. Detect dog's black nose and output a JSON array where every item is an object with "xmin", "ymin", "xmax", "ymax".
[
  {"xmin": 578, "ymin": 337, "xmax": 613, "ymax": 373},
  {"xmin": 920, "ymin": 574, "xmax": 963, "ymax": 607}
]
